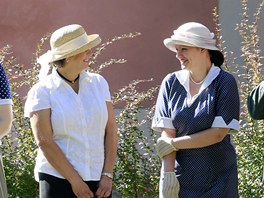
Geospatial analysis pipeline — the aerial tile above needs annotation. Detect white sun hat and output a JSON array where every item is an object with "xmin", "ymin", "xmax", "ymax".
[
  {"xmin": 164, "ymin": 22, "xmax": 224, "ymax": 66},
  {"xmin": 37, "ymin": 24, "xmax": 101, "ymax": 80}
]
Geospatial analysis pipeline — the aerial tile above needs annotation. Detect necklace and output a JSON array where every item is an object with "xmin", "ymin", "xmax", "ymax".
[
  {"xmin": 189, "ymin": 75, "xmax": 205, "ymax": 85},
  {"xmin": 57, "ymin": 70, "xmax": 79, "ymax": 84}
]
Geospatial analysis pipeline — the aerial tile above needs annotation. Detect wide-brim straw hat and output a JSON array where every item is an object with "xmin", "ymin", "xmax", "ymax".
[
  {"xmin": 37, "ymin": 24, "xmax": 101, "ymax": 80},
  {"xmin": 38, "ymin": 24, "xmax": 101, "ymax": 64},
  {"xmin": 164, "ymin": 22, "xmax": 224, "ymax": 66}
]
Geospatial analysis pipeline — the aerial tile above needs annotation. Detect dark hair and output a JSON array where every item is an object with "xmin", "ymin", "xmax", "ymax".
[
  {"xmin": 51, "ymin": 59, "xmax": 66, "ymax": 67},
  {"xmin": 209, "ymin": 50, "xmax": 224, "ymax": 67}
]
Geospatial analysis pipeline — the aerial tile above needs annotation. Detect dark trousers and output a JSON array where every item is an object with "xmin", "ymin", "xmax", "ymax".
[{"xmin": 39, "ymin": 173, "xmax": 111, "ymax": 198}]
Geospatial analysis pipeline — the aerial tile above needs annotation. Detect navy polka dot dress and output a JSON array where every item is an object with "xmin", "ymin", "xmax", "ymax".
[
  {"xmin": 0, "ymin": 63, "xmax": 12, "ymax": 198},
  {"xmin": 0, "ymin": 63, "xmax": 12, "ymax": 102},
  {"xmin": 152, "ymin": 66, "xmax": 239, "ymax": 197}
]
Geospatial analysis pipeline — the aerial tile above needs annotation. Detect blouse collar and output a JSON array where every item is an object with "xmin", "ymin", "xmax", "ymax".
[
  {"xmin": 51, "ymin": 68, "xmax": 92, "ymax": 88},
  {"xmin": 175, "ymin": 64, "xmax": 221, "ymax": 105}
]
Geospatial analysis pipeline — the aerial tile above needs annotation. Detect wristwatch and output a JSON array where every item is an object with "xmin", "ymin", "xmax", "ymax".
[{"xmin": 101, "ymin": 172, "xmax": 113, "ymax": 180}]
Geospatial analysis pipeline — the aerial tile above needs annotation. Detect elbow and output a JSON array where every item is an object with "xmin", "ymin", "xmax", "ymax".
[
  {"xmin": 36, "ymin": 138, "xmax": 53, "ymax": 149},
  {"xmin": 214, "ymin": 128, "xmax": 228, "ymax": 143},
  {"xmin": 248, "ymin": 111, "xmax": 264, "ymax": 120},
  {"xmin": 0, "ymin": 120, "xmax": 13, "ymax": 139},
  {"xmin": 215, "ymin": 134, "xmax": 225, "ymax": 143}
]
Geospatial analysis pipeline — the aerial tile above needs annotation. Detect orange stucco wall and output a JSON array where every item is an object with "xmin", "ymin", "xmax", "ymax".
[{"xmin": 0, "ymin": 0, "xmax": 218, "ymax": 105}]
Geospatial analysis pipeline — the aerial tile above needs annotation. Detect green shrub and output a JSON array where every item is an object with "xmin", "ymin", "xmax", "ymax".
[
  {"xmin": 213, "ymin": 0, "xmax": 264, "ymax": 197},
  {"xmin": 112, "ymin": 80, "xmax": 159, "ymax": 197},
  {"xmin": 1, "ymin": 1, "xmax": 264, "ymax": 196}
]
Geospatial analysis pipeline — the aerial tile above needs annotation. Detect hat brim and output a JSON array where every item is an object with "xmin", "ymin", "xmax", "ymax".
[
  {"xmin": 49, "ymin": 34, "xmax": 101, "ymax": 63},
  {"xmin": 164, "ymin": 38, "xmax": 224, "ymax": 66},
  {"xmin": 164, "ymin": 38, "xmax": 220, "ymax": 52},
  {"xmin": 54, "ymin": 34, "xmax": 101, "ymax": 61}
]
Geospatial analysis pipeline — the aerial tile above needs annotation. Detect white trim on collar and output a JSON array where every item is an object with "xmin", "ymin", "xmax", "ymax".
[{"xmin": 175, "ymin": 64, "xmax": 221, "ymax": 106}]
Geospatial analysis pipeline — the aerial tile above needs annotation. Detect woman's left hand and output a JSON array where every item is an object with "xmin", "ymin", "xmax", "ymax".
[
  {"xmin": 95, "ymin": 176, "xmax": 112, "ymax": 198},
  {"xmin": 156, "ymin": 137, "xmax": 178, "ymax": 158}
]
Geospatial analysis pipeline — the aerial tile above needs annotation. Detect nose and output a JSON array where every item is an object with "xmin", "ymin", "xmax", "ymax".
[{"xmin": 176, "ymin": 51, "xmax": 181, "ymax": 59}]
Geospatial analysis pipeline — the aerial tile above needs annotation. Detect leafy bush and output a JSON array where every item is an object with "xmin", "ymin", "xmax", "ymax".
[
  {"xmin": 213, "ymin": 0, "xmax": 264, "ymax": 197},
  {"xmin": 112, "ymin": 80, "xmax": 159, "ymax": 197},
  {"xmin": 1, "ymin": 1, "xmax": 264, "ymax": 196}
]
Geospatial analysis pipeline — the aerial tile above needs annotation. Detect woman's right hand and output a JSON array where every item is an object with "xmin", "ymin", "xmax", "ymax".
[
  {"xmin": 160, "ymin": 172, "xmax": 180, "ymax": 198},
  {"xmin": 70, "ymin": 177, "xmax": 94, "ymax": 198}
]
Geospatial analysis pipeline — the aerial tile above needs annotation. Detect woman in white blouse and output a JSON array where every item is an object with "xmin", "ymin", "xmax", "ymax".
[
  {"xmin": 24, "ymin": 24, "xmax": 118, "ymax": 198},
  {"xmin": 0, "ymin": 63, "xmax": 13, "ymax": 198}
]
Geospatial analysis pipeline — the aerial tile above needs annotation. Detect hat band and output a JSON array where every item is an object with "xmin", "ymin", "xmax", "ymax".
[
  {"xmin": 51, "ymin": 32, "xmax": 89, "ymax": 56},
  {"xmin": 171, "ymin": 32, "xmax": 216, "ymax": 47}
]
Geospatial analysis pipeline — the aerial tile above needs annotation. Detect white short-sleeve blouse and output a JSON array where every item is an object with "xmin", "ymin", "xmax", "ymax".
[{"xmin": 24, "ymin": 69, "xmax": 111, "ymax": 181}]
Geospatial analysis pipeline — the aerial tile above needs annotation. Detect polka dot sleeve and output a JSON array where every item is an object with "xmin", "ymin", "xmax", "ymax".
[
  {"xmin": 212, "ymin": 72, "xmax": 240, "ymax": 131},
  {"xmin": 0, "ymin": 63, "xmax": 12, "ymax": 105},
  {"xmin": 152, "ymin": 73, "xmax": 176, "ymax": 132}
]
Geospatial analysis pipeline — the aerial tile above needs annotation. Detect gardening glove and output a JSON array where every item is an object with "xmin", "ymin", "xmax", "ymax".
[
  {"xmin": 156, "ymin": 137, "xmax": 178, "ymax": 158},
  {"xmin": 160, "ymin": 172, "xmax": 180, "ymax": 198}
]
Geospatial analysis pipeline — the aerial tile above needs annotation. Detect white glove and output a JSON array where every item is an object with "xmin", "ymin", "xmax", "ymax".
[
  {"xmin": 160, "ymin": 172, "xmax": 180, "ymax": 198},
  {"xmin": 156, "ymin": 137, "xmax": 178, "ymax": 158}
]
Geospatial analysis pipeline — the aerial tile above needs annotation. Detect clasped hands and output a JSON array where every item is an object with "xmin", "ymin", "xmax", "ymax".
[
  {"xmin": 156, "ymin": 137, "xmax": 178, "ymax": 158},
  {"xmin": 157, "ymin": 137, "xmax": 180, "ymax": 198}
]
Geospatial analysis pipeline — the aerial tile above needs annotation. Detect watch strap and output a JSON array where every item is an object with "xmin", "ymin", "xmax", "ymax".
[{"xmin": 101, "ymin": 172, "xmax": 113, "ymax": 180}]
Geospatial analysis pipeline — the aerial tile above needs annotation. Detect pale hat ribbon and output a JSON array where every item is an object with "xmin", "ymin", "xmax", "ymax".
[
  {"xmin": 171, "ymin": 31, "xmax": 216, "ymax": 47},
  {"xmin": 37, "ymin": 32, "xmax": 89, "ymax": 81}
]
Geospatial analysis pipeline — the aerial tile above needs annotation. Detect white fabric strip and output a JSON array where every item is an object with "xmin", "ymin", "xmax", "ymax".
[
  {"xmin": 51, "ymin": 33, "xmax": 89, "ymax": 56},
  {"xmin": 171, "ymin": 32, "xmax": 216, "ymax": 46}
]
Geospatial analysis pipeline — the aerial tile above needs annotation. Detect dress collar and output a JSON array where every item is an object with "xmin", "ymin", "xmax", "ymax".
[
  {"xmin": 51, "ymin": 68, "xmax": 92, "ymax": 88},
  {"xmin": 175, "ymin": 64, "xmax": 221, "ymax": 105}
]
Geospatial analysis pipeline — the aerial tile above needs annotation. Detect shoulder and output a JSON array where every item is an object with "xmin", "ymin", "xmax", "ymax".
[
  {"xmin": 214, "ymin": 70, "xmax": 238, "ymax": 89},
  {"xmin": 88, "ymin": 72, "xmax": 107, "ymax": 82},
  {"xmin": 28, "ymin": 77, "xmax": 53, "ymax": 95},
  {"xmin": 0, "ymin": 63, "xmax": 9, "ymax": 81},
  {"xmin": 162, "ymin": 72, "xmax": 177, "ymax": 84},
  {"xmin": 248, "ymin": 81, "xmax": 264, "ymax": 98},
  {"xmin": 85, "ymin": 72, "xmax": 109, "ymax": 88},
  {"xmin": 218, "ymin": 70, "xmax": 237, "ymax": 83},
  {"xmin": 0, "ymin": 63, "xmax": 5, "ymax": 72}
]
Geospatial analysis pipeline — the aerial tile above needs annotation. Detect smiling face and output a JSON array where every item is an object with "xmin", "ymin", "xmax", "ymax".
[
  {"xmin": 175, "ymin": 45, "xmax": 203, "ymax": 70},
  {"xmin": 71, "ymin": 49, "xmax": 93, "ymax": 70}
]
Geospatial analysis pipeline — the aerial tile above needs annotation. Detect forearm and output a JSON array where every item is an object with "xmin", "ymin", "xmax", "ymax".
[
  {"xmin": 102, "ymin": 130, "xmax": 118, "ymax": 173},
  {"xmin": 102, "ymin": 102, "xmax": 118, "ymax": 174},
  {"xmin": 161, "ymin": 128, "xmax": 176, "ymax": 171},
  {"xmin": 172, "ymin": 127, "xmax": 229, "ymax": 149},
  {"xmin": 0, "ymin": 105, "xmax": 13, "ymax": 139},
  {"xmin": 39, "ymin": 141, "xmax": 82, "ymax": 183},
  {"xmin": 0, "ymin": 120, "xmax": 12, "ymax": 139},
  {"xmin": 163, "ymin": 152, "xmax": 176, "ymax": 172}
]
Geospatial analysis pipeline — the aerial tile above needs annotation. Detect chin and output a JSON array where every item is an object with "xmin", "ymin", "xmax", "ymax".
[{"xmin": 181, "ymin": 65, "xmax": 187, "ymax": 70}]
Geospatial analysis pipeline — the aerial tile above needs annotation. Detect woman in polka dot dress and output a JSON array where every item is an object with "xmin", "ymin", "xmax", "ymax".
[
  {"xmin": 0, "ymin": 63, "xmax": 13, "ymax": 198},
  {"xmin": 152, "ymin": 22, "xmax": 240, "ymax": 198}
]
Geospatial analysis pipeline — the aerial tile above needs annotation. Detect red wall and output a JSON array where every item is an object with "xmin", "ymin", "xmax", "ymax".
[{"xmin": 0, "ymin": 0, "xmax": 218, "ymax": 105}]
